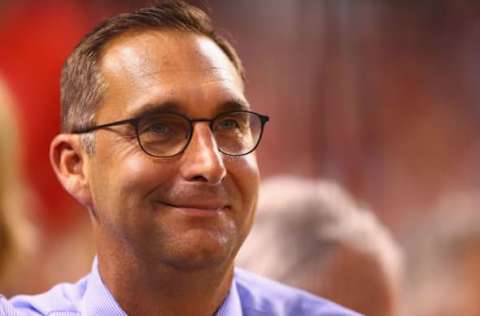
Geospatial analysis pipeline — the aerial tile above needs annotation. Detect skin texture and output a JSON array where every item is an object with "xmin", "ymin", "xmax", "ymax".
[{"xmin": 50, "ymin": 30, "xmax": 260, "ymax": 316}]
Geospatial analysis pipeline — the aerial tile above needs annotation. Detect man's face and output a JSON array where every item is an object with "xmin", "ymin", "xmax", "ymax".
[{"xmin": 86, "ymin": 30, "xmax": 260, "ymax": 270}]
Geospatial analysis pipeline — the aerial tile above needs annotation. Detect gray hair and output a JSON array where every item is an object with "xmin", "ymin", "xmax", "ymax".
[{"xmin": 238, "ymin": 176, "xmax": 402, "ymax": 283}]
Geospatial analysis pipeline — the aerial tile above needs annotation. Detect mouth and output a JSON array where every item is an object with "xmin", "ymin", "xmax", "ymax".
[{"xmin": 153, "ymin": 201, "xmax": 230, "ymax": 217}]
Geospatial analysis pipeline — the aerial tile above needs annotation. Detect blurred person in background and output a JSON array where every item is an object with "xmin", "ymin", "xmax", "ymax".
[
  {"xmin": 0, "ymin": 0, "xmax": 118, "ymax": 294},
  {"xmin": 0, "ymin": 77, "xmax": 38, "ymax": 296},
  {"xmin": 237, "ymin": 176, "xmax": 403, "ymax": 316},
  {"xmin": 401, "ymin": 193, "xmax": 480, "ymax": 316},
  {"xmin": 0, "ymin": 77, "xmax": 95, "ymax": 296}
]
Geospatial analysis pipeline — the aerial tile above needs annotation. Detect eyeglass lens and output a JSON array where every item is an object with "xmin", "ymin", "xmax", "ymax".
[{"xmin": 137, "ymin": 111, "xmax": 263, "ymax": 157}]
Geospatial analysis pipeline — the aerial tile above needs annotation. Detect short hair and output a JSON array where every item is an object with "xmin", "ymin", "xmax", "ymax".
[
  {"xmin": 237, "ymin": 176, "xmax": 403, "ymax": 315},
  {"xmin": 60, "ymin": 0, "xmax": 244, "ymax": 133}
]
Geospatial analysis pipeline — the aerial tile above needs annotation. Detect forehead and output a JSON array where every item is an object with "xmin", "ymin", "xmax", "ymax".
[{"xmin": 97, "ymin": 29, "xmax": 246, "ymax": 118}]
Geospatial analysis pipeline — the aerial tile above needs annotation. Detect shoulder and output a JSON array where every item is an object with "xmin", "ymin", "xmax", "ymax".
[
  {"xmin": 3, "ymin": 277, "xmax": 88, "ymax": 316},
  {"xmin": 234, "ymin": 268, "xmax": 362, "ymax": 316}
]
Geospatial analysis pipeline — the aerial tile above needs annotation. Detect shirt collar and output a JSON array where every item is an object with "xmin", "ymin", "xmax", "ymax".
[
  {"xmin": 82, "ymin": 258, "xmax": 242, "ymax": 316},
  {"xmin": 215, "ymin": 273, "xmax": 243, "ymax": 316},
  {"xmin": 82, "ymin": 258, "xmax": 127, "ymax": 316}
]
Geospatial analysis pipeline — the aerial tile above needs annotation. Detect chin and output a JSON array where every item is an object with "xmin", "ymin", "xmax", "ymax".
[{"xmin": 156, "ymin": 231, "xmax": 238, "ymax": 271}]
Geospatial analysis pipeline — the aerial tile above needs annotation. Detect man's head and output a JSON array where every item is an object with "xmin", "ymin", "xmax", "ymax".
[
  {"xmin": 237, "ymin": 177, "xmax": 403, "ymax": 316},
  {"xmin": 50, "ymin": 1, "xmax": 264, "ymax": 273}
]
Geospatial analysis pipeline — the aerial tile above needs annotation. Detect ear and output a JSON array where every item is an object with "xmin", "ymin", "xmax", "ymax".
[{"xmin": 50, "ymin": 134, "xmax": 93, "ymax": 209}]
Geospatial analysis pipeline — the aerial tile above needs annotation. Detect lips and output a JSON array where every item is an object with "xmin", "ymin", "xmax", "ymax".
[
  {"xmin": 153, "ymin": 200, "xmax": 230, "ymax": 217},
  {"xmin": 150, "ymin": 186, "xmax": 231, "ymax": 215},
  {"xmin": 161, "ymin": 201, "xmax": 228, "ymax": 211}
]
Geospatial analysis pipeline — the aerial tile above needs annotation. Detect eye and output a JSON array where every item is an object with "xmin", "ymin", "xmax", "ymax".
[
  {"xmin": 217, "ymin": 118, "xmax": 240, "ymax": 130},
  {"xmin": 138, "ymin": 113, "xmax": 188, "ymax": 139},
  {"xmin": 145, "ymin": 122, "xmax": 171, "ymax": 135}
]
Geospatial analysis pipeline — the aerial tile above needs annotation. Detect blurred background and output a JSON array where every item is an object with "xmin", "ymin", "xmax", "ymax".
[{"xmin": 0, "ymin": 0, "xmax": 479, "ymax": 314}]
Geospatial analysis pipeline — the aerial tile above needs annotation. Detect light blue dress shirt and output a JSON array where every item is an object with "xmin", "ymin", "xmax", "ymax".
[{"xmin": 0, "ymin": 259, "xmax": 361, "ymax": 315}]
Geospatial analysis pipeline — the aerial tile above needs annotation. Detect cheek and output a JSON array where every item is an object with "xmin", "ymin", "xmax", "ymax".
[
  {"xmin": 95, "ymin": 154, "xmax": 176, "ymax": 212},
  {"xmin": 122, "ymin": 156, "xmax": 176, "ymax": 189},
  {"xmin": 229, "ymin": 154, "xmax": 259, "ymax": 199},
  {"xmin": 226, "ymin": 154, "xmax": 260, "ymax": 224},
  {"xmin": 96, "ymin": 157, "xmax": 177, "ymax": 228},
  {"xmin": 123, "ymin": 157, "xmax": 162, "ymax": 192}
]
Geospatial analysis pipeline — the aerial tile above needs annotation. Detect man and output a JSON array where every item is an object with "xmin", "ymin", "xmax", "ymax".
[{"xmin": 1, "ymin": 1, "xmax": 359, "ymax": 315}]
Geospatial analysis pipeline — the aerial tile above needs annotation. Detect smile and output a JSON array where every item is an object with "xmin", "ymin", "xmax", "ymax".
[{"xmin": 154, "ymin": 201, "xmax": 230, "ymax": 217}]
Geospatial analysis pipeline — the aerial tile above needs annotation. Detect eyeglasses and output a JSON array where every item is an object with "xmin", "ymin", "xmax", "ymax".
[{"xmin": 72, "ymin": 110, "xmax": 269, "ymax": 158}]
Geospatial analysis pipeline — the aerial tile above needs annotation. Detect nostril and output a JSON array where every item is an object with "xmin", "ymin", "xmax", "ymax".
[{"xmin": 190, "ymin": 175, "xmax": 208, "ymax": 182}]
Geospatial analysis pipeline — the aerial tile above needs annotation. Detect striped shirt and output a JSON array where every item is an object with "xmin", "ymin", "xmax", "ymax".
[{"xmin": 0, "ymin": 259, "xmax": 360, "ymax": 316}]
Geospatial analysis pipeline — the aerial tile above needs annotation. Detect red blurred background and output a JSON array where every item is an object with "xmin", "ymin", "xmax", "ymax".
[{"xmin": 0, "ymin": 0, "xmax": 478, "ymax": 243}]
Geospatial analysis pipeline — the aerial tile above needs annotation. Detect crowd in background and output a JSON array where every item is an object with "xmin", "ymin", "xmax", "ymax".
[
  {"xmin": 0, "ymin": 1, "xmax": 479, "ymax": 315},
  {"xmin": 237, "ymin": 177, "xmax": 403, "ymax": 316}
]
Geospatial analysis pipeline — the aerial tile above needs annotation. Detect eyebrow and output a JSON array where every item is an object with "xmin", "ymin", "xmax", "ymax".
[
  {"xmin": 130, "ymin": 99, "xmax": 251, "ymax": 118},
  {"xmin": 130, "ymin": 102, "xmax": 181, "ymax": 118},
  {"xmin": 218, "ymin": 99, "xmax": 251, "ymax": 113}
]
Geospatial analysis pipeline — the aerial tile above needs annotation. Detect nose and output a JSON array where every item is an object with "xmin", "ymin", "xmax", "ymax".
[{"xmin": 179, "ymin": 123, "xmax": 226, "ymax": 184}]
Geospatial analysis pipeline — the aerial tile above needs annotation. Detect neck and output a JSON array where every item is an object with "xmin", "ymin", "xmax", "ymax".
[{"xmin": 96, "ymin": 249, "xmax": 235, "ymax": 316}]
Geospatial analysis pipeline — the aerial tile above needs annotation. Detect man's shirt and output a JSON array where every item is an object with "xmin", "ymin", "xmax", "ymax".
[{"xmin": 0, "ymin": 260, "xmax": 360, "ymax": 316}]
